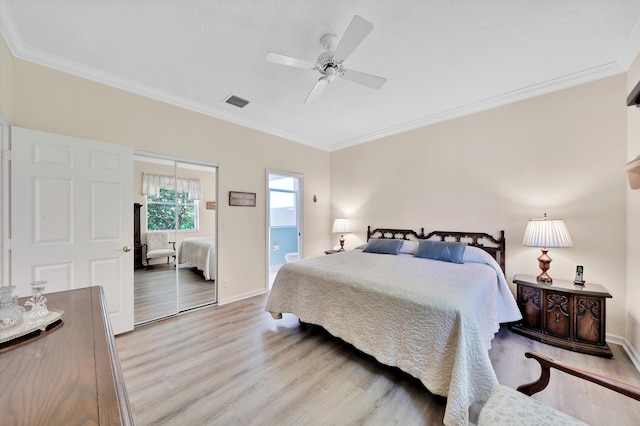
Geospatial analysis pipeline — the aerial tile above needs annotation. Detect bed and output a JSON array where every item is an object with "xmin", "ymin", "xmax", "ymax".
[
  {"xmin": 265, "ymin": 227, "xmax": 522, "ymax": 426},
  {"xmin": 179, "ymin": 236, "xmax": 216, "ymax": 280}
]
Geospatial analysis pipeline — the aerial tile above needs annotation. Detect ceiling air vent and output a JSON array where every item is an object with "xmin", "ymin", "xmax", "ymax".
[{"xmin": 224, "ymin": 95, "xmax": 250, "ymax": 108}]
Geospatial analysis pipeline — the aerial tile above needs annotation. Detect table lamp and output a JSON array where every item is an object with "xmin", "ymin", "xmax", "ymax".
[
  {"xmin": 522, "ymin": 213, "xmax": 573, "ymax": 284},
  {"xmin": 332, "ymin": 218, "xmax": 351, "ymax": 251}
]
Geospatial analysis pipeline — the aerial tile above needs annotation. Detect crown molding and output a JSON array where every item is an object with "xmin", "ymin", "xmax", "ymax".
[
  {"xmin": 329, "ymin": 61, "xmax": 627, "ymax": 152},
  {"xmin": 2, "ymin": 2, "xmax": 637, "ymax": 154},
  {"xmin": 0, "ymin": 3, "xmax": 330, "ymax": 151},
  {"xmin": 616, "ymin": 15, "xmax": 640, "ymax": 70},
  {"xmin": 332, "ymin": 15, "xmax": 640, "ymax": 152},
  {"xmin": 11, "ymin": 46, "xmax": 329, "ymax": 151}
]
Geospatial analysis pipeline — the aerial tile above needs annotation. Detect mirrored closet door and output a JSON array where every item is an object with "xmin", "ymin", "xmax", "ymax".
[{"xmin": 133, "ymin": 154, "xmax": 217, "ymax": 325}]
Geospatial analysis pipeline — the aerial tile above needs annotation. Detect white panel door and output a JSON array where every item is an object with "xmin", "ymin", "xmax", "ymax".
[{"xmin": 11, "ymin": 126, "xmax": 134, "ymax": 334}]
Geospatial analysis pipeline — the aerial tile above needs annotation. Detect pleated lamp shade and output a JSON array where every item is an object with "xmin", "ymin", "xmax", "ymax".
[
  {"xmin": 332, "ymin": 218, "xmax": 351, "ymax": 234},
  {"xmin": 522, "ymin": 213, "xmax": 573, "ymax": 284},
  {"xmin": 522, "ymin": 214, "xmax": 573, "ymax": 248},
  {"xmin": 332, "ymin": 218, "xmax": 351, "ymax": 251}
]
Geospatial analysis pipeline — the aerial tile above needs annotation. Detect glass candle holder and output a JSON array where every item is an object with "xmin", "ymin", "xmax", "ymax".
[
  {"xmin": 0, "ymin": 286, "xmax": 25, "ymax": 330},
  {"xmin": 24, "ymin": 280, "xmax": 49, "ymax": 324}
]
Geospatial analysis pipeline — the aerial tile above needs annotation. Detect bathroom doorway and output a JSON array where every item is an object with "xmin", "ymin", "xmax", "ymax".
[{"xmin": 267, "ymin": 170, "xmax": 303, "ymax": 288}]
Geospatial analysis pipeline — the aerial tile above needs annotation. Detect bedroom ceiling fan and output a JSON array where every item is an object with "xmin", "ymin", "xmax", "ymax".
[{"xmin": 265, "ymin": 15, "xmax": 387, "ymax": 103}]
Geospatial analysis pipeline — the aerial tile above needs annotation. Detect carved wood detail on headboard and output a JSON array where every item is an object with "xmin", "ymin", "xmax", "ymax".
[
  {"xmin": 367, "ymin": 226, "xmax": 506, "ymax": 274},
  {"xmin": 366, "ymin": 227, "xmax": 426, "ymax": 241}
]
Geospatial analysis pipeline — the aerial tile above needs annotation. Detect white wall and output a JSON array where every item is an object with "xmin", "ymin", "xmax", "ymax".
[
  {"xmin": 8, "ymin": 53, "xmax": 331, "ymax": 304},
  {"xmin": 627, "ymin": 53, "xmax": 640, "ymax": 364},
  {"xmin": 3, "ymin": 32, "xmax": 638, "ymax": 360},
  {"xmin": 331, "ymin": 74, "xmax": 629, "ymax": 339}
]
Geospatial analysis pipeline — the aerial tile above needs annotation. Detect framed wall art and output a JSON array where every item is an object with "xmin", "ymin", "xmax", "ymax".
[{"xmin": 229, "ymin": 191, "xmax": 256, "ymax": 207}]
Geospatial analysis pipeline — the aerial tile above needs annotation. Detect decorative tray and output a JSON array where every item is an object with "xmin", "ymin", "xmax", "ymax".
[{"xmin": 0, "ymin": 309, "xmax": 64, "ymax": 344}]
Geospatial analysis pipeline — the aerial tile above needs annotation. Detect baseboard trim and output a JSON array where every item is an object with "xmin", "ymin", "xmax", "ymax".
[
  {"xmin": 607, "ymin": 332, "xmax": 625, "ymax": 346},
  {"xmin": 622, "ymin": 338, "xmax": 640, "ymax": 373},
  {"xmin": 608, "ymin": 332, "xmax": 640, "ymax": 373},
  {"xmin": 218, "ymin": 288, "xmax": 267, "ymax": 306}
]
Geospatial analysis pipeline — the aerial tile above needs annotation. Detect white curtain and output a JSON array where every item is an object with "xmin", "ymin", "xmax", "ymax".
[{"xmin": 142, "ymin": 173, "xmax": 202, "ymax": 200}]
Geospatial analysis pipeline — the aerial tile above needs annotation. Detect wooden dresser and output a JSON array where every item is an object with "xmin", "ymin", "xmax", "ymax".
[
  {"xmin": 511, "ymin": 274, "xmax": 612, "ymax": 358},
  {"xmin": 0, "ymin": 286, "xmax": 134, "ymax": 425}
]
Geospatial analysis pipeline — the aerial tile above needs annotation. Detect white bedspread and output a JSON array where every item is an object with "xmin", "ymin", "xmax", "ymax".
[
  {"xmin": 265, "ymin": 247, "xmax": 521, "ymax": 426},
  {"xmin": 179, "ymin": 237, "xmax": 216, "ymax": 280}
]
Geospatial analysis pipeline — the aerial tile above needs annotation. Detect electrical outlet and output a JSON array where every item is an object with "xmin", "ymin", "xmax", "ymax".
[
  {"xmin": 222, "ymin": 280, "xmax": 229, "ymax": 288},
  {"xmin": 223, "ymin": 221, "xmax": 230, "ymax": 230}
]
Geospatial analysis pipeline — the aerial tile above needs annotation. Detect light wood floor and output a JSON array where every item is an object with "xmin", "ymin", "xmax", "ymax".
[
  {"xmin": 134, "ymin": 265, "xmax": 216, "ymax": 324},
  {"xmin": 116, "ymin": 293, "xmax": 640, "ymax": 426}
]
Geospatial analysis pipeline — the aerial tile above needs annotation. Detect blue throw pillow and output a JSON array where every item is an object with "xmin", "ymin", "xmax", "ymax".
[
  {"xmin": 363, "ymin": 238, "xmax": 403, "ymax": 255},
  {"xmin": 414, "ymin": 240, "xmax": 467, "ymax": 264}
]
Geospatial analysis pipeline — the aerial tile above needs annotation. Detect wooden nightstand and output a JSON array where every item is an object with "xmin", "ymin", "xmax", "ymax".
[{"xmin": 511, "ymin": 274, "xmax": 612, "ymax": 358}]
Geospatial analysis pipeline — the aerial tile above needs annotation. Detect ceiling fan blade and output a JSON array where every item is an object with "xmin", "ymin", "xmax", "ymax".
[
  {"xmin": 265, "ymin": 52, "xmax": 316, "ymax": 69},
  {"xmin": 333, "ymin": 15, "xmax": 374, "ymax": 62},
  {"xmin": 304, "ymin": 77, "xmax": 330, "ymax": 103},
  {"xmin": 341, "ymin": 69, "xmax": 387, "ymax": 89}
]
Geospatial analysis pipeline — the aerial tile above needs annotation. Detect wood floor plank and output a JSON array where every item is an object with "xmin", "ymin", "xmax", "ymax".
[
  {"xmin": 116, "ymin": 293, "xmax": 640, "ymax": 426},
  {"xmin": 134, "ymin": 265, "xmax": 216, "ymax": 324}
]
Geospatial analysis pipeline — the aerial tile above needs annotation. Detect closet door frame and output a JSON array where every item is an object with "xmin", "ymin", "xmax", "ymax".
[{"xmin": 134, "ymin": 151, "xmax": 218, "ymax": 325}]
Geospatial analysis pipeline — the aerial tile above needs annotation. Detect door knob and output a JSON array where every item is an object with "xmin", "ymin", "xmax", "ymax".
[{"xmin": 122, "ymin": 245, "xmax": 131, "ymax": 252}]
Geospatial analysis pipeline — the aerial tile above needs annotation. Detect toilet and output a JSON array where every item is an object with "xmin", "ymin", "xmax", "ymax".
[{"xmin": 284, "ymin": 252, "xmax": 299, "ymax": 263}]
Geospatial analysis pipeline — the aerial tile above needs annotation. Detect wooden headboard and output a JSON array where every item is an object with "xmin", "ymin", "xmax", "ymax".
[{"xmin": 367, "ymin": 226, "xmax": 506, "ymax": 274}]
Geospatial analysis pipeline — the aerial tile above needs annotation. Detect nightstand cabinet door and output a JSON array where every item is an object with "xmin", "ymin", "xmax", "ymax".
[
  {"xmin": 575, "ymin": 295, "xmax": 605, "ymax": 346},
  {"xmin": 518, "ymin": 286, "xmax": 542, "ymax": 331},
  {"xmin": 545, "ymin": 291, "xmax": 572, "ymax": 339}
]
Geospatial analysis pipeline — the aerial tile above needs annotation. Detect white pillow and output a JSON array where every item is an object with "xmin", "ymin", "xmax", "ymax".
[
  {"xmin": 463, "ymin": 245, "xmax": 501, "ymax": 270},
  {"xmin": 399, "ymin": 240, "xmax": 419, "ymax": 254}
]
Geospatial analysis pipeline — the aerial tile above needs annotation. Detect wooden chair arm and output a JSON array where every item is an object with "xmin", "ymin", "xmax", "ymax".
[
  {"xmin": 517, "ymin": 352, "xmax": 640, "ymax": 401},
  {"xmin": 169, "ymin": 241, "xmax": 176, "ymax": 249}
]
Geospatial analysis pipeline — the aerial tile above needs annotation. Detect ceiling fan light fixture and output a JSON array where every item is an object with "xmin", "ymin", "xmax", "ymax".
[
  {"xmin": 324, "ymin": 65, "xmax": 338, "ymax": 80},
  {"xmin": 265, "ymin": 15, "xmax": 387, "ymax": 103},
  {"xmin": 320, "ymin": 34, "xmax": 338, "ymax": 51}
]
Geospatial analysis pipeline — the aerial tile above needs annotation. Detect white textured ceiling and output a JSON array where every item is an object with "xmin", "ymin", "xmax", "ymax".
[{"xmin": 1, "ymin": 1, "xmax": 640, "ymax": 151}]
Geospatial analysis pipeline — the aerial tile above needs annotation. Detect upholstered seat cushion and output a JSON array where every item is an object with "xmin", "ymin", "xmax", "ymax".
[
  {"xmin": 146, "ymin": 248, "xmax": 176, "ymax": 258},
  {"xmin": 478, "ymin": 384, "xmax": 586, "ymax": 426}
]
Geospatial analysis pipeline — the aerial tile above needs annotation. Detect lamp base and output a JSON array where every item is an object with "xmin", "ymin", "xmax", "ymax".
[
  {"xmin": 339, "ymin": 233, "xmax": 345, "ymax": 251},
  {"xmin": 536, "ymin": 272, "xmax": 553, "ymax": 285},
  {"xmin": 536, "ymin": 249, "xmax": 553, "ymax": 285}
]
